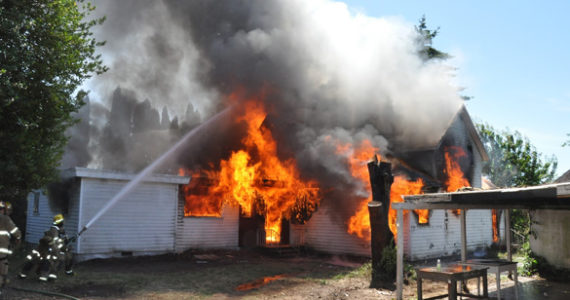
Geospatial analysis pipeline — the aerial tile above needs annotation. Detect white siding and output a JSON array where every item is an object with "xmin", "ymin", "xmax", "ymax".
[
  {"xmin": 405, "ymin": 209, "xmax": 493, "ymax": 260},
  {"xmin": 77, "ymin": 178, "xmax": 178, "ymax": 258},
  {"xmin": 175, "ymin": 203, "xmax": 239, "ymax": 251},
  {"xmin": 25, "ymin": 191, "xmax": 57, "ymax": 244},
  {"xmin": 66, "ymin": 180, "xmax": 81, "ymax": 251},
  {"xmin": 296, "ymin": 206, "xmax": 370, "ymax": 256},
  {"xmin": 26, "ymin": 182, "xmax": 82, "ymax": 251},
  {"xmin": 465, "ymin": 210, "xmax": 494, "ymax": 248}
]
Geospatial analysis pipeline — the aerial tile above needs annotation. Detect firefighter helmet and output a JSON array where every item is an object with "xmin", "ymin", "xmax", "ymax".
[
  {"xmin": 5, "ymin": 201, "xmax": 12, "ymax": 216},
  {"xmin": 53, "ymin": 214, "xmax": 64, "ymax": 225}
]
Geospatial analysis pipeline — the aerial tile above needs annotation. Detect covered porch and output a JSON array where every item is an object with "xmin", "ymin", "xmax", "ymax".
[{"xmin": 392, "ymin": 182, "xmax": 570, "ymax": 300}]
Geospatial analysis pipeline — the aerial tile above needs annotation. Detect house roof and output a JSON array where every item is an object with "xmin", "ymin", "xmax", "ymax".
[
  {"xmin": 555, "ymin": 169, "xmax": 570, "ymax": 183},
  {"xmin": 393, "ymin": 182, "xmax": 570, "ymax": 210},
  {"xmin": 62, "ymin": 167, "xmax": 190, "ymax": 185},
  {"xmin": 396, "ymin": 105, "xmax": 489, "ymax": 161},
  {"xmin": 457, "ymin": 106, "xmax": 489, "ymax": 162}
]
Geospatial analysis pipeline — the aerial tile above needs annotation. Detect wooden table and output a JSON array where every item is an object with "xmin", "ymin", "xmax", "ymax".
[
  {"xmin": 416, "ymin": 264, "xmax": 488, "ymax": 300},
  {"xmin": 458, "ymin": 258, "xmax": 518, "ymax": 300}
]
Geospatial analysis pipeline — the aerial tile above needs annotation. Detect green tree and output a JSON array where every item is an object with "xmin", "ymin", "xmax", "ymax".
[
  {"xmin": 477, "ymin": 123, "xmax": 557, "ymax": 187},
  {"xmin": 416, "ymin": 16, "xmax": 473, "ymax": 101},
  {"xmin": 415, "ymin": 15, "xmax": 450, "ymax": 61},
  {"xmin": 563, "ymin": 133, "xmax": 570, "ymax": 147},
  {"xmin": 477, "ymin": 123, "xmax": 557, "ymax": 274},
  {"xmin": 0, "ymin": 1, "xmax": 107, "ymax": 205}
]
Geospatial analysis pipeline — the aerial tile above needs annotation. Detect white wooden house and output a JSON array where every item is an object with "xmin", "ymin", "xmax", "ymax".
[
  {"xmin": 27, "ymin": 105, "xmax": 494, "ymax": 262},
  {"xmin": 289, "ymin": 106, "xmax": 494, "ymax": 260},
  {"xmin": 26, "ymin": 168, "xmax": 187, "ymax": 261}
]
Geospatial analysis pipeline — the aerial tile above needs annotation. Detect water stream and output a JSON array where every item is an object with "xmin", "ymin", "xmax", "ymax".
[{"xmin": 79, "ymin": 106, "xmax": 233, "ymax": 235}]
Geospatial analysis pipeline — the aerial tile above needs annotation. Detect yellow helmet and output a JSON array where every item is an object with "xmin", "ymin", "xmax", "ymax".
[
  {"xmin": 5, "ymin": 202, "xmax": 12, "ymax": 216},
  {"xmin": 53, "ymin": 214, "xmax": 64, "ymax": 225}
]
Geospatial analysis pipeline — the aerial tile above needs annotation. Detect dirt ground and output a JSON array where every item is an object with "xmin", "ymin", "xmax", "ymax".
[{"xmin": 3, "ymin": 248, "xmax": 568, "ymax": 299}]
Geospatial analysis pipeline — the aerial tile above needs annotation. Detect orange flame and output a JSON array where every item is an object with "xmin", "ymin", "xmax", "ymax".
[
  {"xmin": 492, "ymin": 209, "xmax": 499, "ymax": 243},
  {"xmin": 388, "ymin": 176, "xmax": 425, "ymax": 236},
  {"xmin": 337, "ymin": 139, "xmax": 426, "ymax": 240},
  {"xmin": 180, "ymin": 99, "xmax": 320, "ymax": 244},
  {"xmin": 339, "ymin": 140, "xmax": 378, "ymax": 240},
  {"xmin": 443, "ymin": 146, "xmax": 470, "ymax": 215},
  {"xmin": 444, "ymin": 146, "xmax": 470, "ymax": 192},
  {"xmin": 236, "ymin": 274, "xmax": 286, "ymax": 291}
]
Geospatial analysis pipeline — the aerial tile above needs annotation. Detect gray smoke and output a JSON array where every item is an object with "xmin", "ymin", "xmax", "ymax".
[{"xmin": 77, "ymin": 0, "xmax": 464, "ymax": 210}]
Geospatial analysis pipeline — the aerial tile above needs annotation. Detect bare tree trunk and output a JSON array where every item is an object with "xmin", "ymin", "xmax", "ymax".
[{"xmin": 368, "ymin": 157, "xmax": 395, "ymax": 287}]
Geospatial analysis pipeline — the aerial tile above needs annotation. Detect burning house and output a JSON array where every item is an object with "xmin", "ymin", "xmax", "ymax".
[
  {"xmin": 25, "ymin": 1, "xmax": 499, "ymax": 260},
  {"xmin": 172, "ymin": 102, "xmax": 492, "ymax": 259},
  {"xmin": 25, "ymin": 102, "xmax": 493, "ymax": 262}
]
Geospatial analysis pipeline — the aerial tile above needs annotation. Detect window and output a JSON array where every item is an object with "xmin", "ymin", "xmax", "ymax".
[{"xmin": 33, "ymin": 192, "xmax": 40, "ymax": 215}]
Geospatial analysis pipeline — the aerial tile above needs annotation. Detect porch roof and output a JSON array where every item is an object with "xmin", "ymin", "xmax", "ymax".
[{"xmin": 393, "ymin": 182, "xmax": 570, "ymax": 210}]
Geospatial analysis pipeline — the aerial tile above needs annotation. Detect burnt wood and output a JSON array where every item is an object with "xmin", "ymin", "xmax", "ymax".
[{"xmin": 367, "ymin": 158, "xmax": 395, "ymax": 287}]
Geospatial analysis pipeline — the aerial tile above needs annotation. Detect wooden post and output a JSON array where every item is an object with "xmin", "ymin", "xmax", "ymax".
[
  {"xmin": 461, "ymin": 209, "xmax": 467, "ymax": 262},
  {"xmin": 505, "ymin": 209, "xmax": 512, "ymax": 262},
  {"xmin": 367, "ymin": 157, "xmax": 394, "ymax": 287},
  {"xmin": 396, "ymin": 208, "xmax": 404, "ymax": 300},
  {"xmin": 368, "ymin": 201, "xmax": 384, "ymax": 287},
  {"xmin": 460, "ymin": 209, "xmax": 467, "ymax": 294}
]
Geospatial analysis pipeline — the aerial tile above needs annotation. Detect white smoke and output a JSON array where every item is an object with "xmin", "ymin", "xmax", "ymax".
[{"xmin": 84, "ymin": 0, "xmax": 464, "ymax": 188}]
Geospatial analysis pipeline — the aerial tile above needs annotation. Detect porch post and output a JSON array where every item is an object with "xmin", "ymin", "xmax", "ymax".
[
  {"xmin": 461, "ymin": 209, "xmax": 467, "ymax": 262},
  {"xmin": 505, "ymin": 209, "xmax": 512, "ymax": 261},
  {"xmin": 396, "ymin": 208, "xmax": 404, "ymax": 300}
]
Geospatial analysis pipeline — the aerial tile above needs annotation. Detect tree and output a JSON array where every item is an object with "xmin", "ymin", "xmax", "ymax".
[
  {"xmin": 477, "ymin": 123, "xmax": 557, "ymax": 187},
  {"xmin": 415, "ymin": 15, "xmax": 450, "ymax": 61},
  {"xmin": 563, "ymin": 133, "xmax": 570, "ymax": 147},
  {"xmin": 0, "ymin": 1, "xmax": 107, "ymax": 205},
  {"xmin": 477, "ymin": 123, "xmax": 557, "ymax": 274}
]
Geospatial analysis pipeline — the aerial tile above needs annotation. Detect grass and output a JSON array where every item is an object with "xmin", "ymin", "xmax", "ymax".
[{"xmin": 7, "ymin": 247, "xmax": 371, "ymax": 299}]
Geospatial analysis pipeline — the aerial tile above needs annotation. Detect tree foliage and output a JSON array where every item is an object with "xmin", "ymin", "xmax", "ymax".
[
  {"xmin": 415, "ymin": 15, "xmax": 450, "ymax": 61},
  {"xmin": 478, "ymin": 124, "xmax": 557, "ymax": 274},
  {"xmin": 477, "ymin": 123, "xmax": 557, "ymax": 187},
  {"xmin": 0, "ymin": 0, "xmax": 107, "ymax": 203}
]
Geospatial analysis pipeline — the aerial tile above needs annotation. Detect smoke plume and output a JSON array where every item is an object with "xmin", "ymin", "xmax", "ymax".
[{"xmin": 76, "ymin": 0, "xmax": 464, "ymax": 211}]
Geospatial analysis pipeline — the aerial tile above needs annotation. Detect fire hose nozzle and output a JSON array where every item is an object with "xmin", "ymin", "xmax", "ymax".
[{"xmin": 78, "ymin": 226, "xmax": 88, "ymax": 237}]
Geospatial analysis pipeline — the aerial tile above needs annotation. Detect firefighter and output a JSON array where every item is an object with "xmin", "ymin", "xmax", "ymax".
[
  {"xmin": 19, "ymin": 214, "xmax": 73, "ymax": 281},
  {"xmin": 19, "ymin": 219, "xmax": 55, "ymax": 281},
  {"xmin": 45, "ymin": 214, "xmax": 74, "ymax": 279},
  {"xmin": 0, "ymin": 201, "xmax": 21, "ymax": 294},
  {"xmin": 50, "ymin": 214, "xmax": 74, "ymax": 277}
]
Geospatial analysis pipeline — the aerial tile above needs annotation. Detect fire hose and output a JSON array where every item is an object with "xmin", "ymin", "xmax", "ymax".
[
  {"xmin": 9, "ymin": 286, "xmax": 80, "ymax": 300},
  {"xmin": 5, "ymin": 106, "xmax": 235, "ymax": 300}
]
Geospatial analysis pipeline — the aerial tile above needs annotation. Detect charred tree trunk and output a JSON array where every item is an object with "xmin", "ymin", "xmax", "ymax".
[{"xmin": 368, "ymin": 156, "xmax": 395, "ymax": 287}]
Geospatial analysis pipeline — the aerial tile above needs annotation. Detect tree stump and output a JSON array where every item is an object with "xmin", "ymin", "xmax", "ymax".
[{"xmin": 368, "ymin": 156, "xmax": 395, "ymax": 287}]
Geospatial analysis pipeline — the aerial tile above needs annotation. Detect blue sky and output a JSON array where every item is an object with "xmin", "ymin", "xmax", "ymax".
[{"xmin": 342, "ymin": 0, "xmax": 570, "ymax": 177}]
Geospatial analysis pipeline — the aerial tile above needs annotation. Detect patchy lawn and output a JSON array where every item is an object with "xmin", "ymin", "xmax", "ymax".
[
  {"xmin": 4, "ymin": 248, "xmax": 569, "ymax": 299},
  {"xmin": 6, "ymin": 248, "xmax": 397, "ymax": 299}
]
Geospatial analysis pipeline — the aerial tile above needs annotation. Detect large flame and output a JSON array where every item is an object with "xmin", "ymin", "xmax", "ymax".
[
  {"xmin": 388, "ymin": 176, "xmax": 425, "ymax": 236},
  {"xmin": 338, "ymin": 140, "xmax": 378, "ymax": 240},
  {"xmin": 492, "ymin": 209, "xmax": 499, "ymax": 243},
  {"xmin": 181, "ymin": 99, "xmax": 321, "ymax": 244},
  {"xmin": 443, "ymin": 146, "xmax": 471, "ymax": 215},
  {"xmin": 338, "ymin": 139, "xmax": 426, "ymax": 241},
  {"xmin": 444, "ymin": 146, "xmax": 470, "ymax": 192}
]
